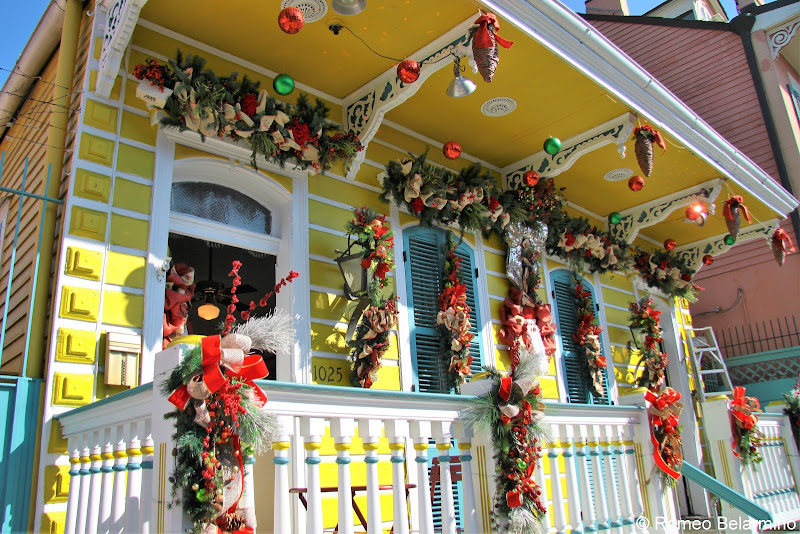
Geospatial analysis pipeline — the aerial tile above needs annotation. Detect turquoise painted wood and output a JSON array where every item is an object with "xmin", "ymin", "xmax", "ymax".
[
  {"xmin": 0, "ymin": 377, "xmax": 41, "ymax": 533},
  {"xmin": 725, "ymin": 346, "xmax": 800, "ymax": 405},
  {"xmin": 682, "ymin": 462, "xmax": 773, "ymax": 522}
]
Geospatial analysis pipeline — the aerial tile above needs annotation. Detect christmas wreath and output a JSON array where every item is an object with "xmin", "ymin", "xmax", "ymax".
[
  {"xmin": 645, "ymin": 387, "xmax": 683, "ymax": 486},
  {"xmin": 343, "ymin": 207, "xmax": 399, "ymax": 388},
  {"xmin": 628, "ymin": 297, "xmax": 668, "ymax": 391},
  {"xmin": 133, "ymin": 53, "xmax": 362, "ymax": 173},
  {"xmin": 633, "ymin": 249, "xmax": 698, "ymax": 300},
  {"xmin": 572, "ymin": 274, "xmax": 606, "ymax": 397},
  {"xmin": 731, "ymin": 386, "xmax": 763, "ymax": 467},
  {"xmin": 548, "ymin": 218, "xmax": 631, "ymax": 275},
  {"xmin": 438, "ymin": 238, "xmax": 475, "ymax": 388}
]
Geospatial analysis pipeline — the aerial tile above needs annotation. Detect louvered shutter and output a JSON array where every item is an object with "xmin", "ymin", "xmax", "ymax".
[
  {"xmin": 453, "ymin": 242, "xmax": 483, "ymax": 378},
  {"xmin": 405, "ymin": 227, "xmax": 447, "ymax": 393}
]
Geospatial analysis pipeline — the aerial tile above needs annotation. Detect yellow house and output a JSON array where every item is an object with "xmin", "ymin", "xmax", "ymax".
[{"xmin": 0, "ymin": 1, "xmax": 798, "ymax": 533}]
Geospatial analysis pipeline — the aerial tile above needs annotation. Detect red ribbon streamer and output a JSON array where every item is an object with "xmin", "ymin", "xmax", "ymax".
[
  {"xmin": 774, "ymin": 229, "xmax": 796, "ymax": 252},
  {"xmin": 723, "ymin": 196, "xmax": 752, "ymax": 223},
  {"xmin": 650, "ymin": 430, "xmax": 681, "ymax": 479},
  {"xmin": 473, "ymin": 13, "xmax": 514, "ymax": 49}
]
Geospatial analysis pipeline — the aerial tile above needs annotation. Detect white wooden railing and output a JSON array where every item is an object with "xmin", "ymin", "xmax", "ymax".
[
  {"xmin": 56, "ymin": 347, "xmax": 684, "ymax": 533},
  {"xmin": 704, "ymin": 398, "xmax": 800, "ymax": 532}
]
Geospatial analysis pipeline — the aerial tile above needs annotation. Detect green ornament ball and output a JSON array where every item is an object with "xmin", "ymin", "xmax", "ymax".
[
  {"xmin": 196, "ymin": 489, "xmax": 208, "ymax": 502},
  {"xmin": 273, "ymin": 74, "xmax": 295, "ymax": 96},
  {"xmin": 724, "ymin": 234, "xmax": 736, "ymax": 245},
  {"xmin": 517, "ymin": 459, "xmax": 527, "ymax": 470},
  {"xmin": 608, "ymin": 212, "xmax": 622, "ymax": 225},
  {"xmin": 543, "ymin": 136, "xmax": 562, "ymax": 155}
]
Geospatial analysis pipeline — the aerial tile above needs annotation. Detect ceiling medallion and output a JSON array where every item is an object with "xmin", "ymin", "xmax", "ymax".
[
  {"xmin": 280, "ymin": 0, "xmax": 328, "ymax": 23},
  {"xmin": 604, "ymin": 168, "xmax": 634, "ymax": 182},
  {"xmin": 480, "ymin": 97, "xmax": 517, "ymax": 117}
]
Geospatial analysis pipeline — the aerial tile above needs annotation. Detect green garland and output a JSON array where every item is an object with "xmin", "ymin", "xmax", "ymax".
[
  {"xmin": 133, "ymin": 53, "xmax": 362, "ymax": 173},
  {"xmin": 344, "ymin": 207, "xmax": 399, "ymax": 388},
  {"xmin": 438, "ymin": 238, "xmax": 474, "ymax": 389},
  {"xmin": 379, "ymin": 153, "xmax": 699, "ymax": 299},
  {"xmin": 628, "ymin": 297, "xmax": 668, "ymax": 390},
  {"xmin": 783, "ymin": 378, "xmax": 800, "ymax": 451}
]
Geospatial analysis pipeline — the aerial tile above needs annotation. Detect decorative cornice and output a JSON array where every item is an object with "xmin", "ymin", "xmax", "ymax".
[
  {"xmin": 342, "ymin": 16, "xmax": 476, "ymax": 180},
  {"xmin": 609, "ymin": 179, "xmax": 723, "ymax": 243},
  {"xmin": 96, "ymin": 0, "xmax": 149, "ymax": 98},
  {"xmin": 673, "ymin": 219, "xmax": 778, "ymax": 272},
  {"xmin": 503, "ymin": 112, "xmax": 636, "ymax": 189},
  {"xmin": 767, "ymin": 18, "xmax": 800, "ymax": 59}
]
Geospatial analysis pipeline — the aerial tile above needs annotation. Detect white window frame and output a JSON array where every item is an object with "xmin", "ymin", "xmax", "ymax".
[
  {"xmin": 142, "ymin": 128, "xmax": 312, "ymax": 384},
  {"xmin": 0, "ymin": 198, "xmax": 8, "ymax": 254}
]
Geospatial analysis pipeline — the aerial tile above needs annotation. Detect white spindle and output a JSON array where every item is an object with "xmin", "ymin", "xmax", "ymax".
[
  {"xmin": 562, "ymin": 426, "xmax": 584, "ymax": 534},
  {"xmin": 547, "ymin": 439, "xmax": 568, "ymax": 534},
  {"xmin": 454, "ymin": 422, "xmax": 478, "ymax": 534},
  {"xmin": 76, "ymin": 435, "xmax": 92, "ymax": 534},
  {"xmin": 385, "ymin": 420, "xmax": 410, "ymax": 534},
  {"xmin": 332, "ymin": 418, "xmax": 356, "ymax": 534},
  {"xmin": 612, "ymin": 426, "xmax": 635, "ymax": 533},
  {"xmin": 590, "ymin": 426, "xmax": 611, "ymax": 531},
  {"xmin": 110, "ymin": 425, "xmax": 127, "ymax": 534},
  {"xmin": 141, "ymin": 421, "xmax": 154, "ymax": 534},
  {"xmin": 602, "ymin": 426, "xmax": 623, "ymax": 532},
  {"xmin": 432, "ymin": 421, "xmax": 456, "ymax": 534},
  {"xmin": 272, "ymin": 428, "xmax": 292, "ymax": 534},
  {"xmin": 534, "ymin": 451, "xmax": 552, "ymax": 533},
  {"xmin": 64, "ymin": 436, "xmax": 82, "ymax": 534},
  {"xmin": 575, "ymin": 433, "xmax": 597, "ymax": 529},
  {"xmin": 125, "ymin": 422, "xmax": 143, "ymax": 532},
  {"xmin": 99, "ymin": 428, "xmax": 114, "ymax": 534},
  {"xmin": 86, "ymin": 434, "xmax": 103, "ymax": 533},
  {"xmin": 300, "ymin": 417, "xmax": 326, "ymax": 534},
  {"xmin": 410, "ymin": 420, "xmax": 434, "ymax": 534}
]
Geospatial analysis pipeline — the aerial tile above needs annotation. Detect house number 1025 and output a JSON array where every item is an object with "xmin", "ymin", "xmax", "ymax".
[{"xmin": 313, "ymin": 364, "xmax": 344, "ymax": 384}]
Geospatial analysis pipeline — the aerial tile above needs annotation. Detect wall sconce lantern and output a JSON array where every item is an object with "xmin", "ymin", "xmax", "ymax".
[
  {"xmin": 105, "ymin": 332, "xmax": 142, "ymax": 387},
  {"xmin": 336, "ymin": 241, "xmax": 371, "ymax": 301}
]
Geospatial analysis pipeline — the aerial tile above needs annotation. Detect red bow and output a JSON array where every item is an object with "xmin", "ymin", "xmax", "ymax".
[
  {"xmin": 723, "ymin": 196, "xmax": 752, "ymax": 223},
  {"xmin": 473, "ymin": 13, "xmax": 514, "ymax": 49},
  {"xmin": 731, "ymin": 386, "xmax": 760, "ymax": 430},
  {"xmin": 773, "ymin": 228, "xmax": 796, "ymax": 253}
]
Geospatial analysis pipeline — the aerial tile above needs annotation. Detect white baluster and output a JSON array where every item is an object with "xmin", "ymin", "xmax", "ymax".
[
  {"xmin": 612, "ymin": 426, "xmax": 635, "ymax": 533},
  {"xmin": 590, "ymin": 426, "xmax": 611, "ymax": 531},
  {"xmin": 98, "ymin": 428, "xmax": 115, "ymax": 534},
  {"xmin": 76, "ymin": 434, "xmax": 92, "ymax": 534},
  {"xmin": 602, "ymin": 426, "xmax": 623, "ymax": 533},
  {"xmin": 359, "ymin": 419, "xmax": 385, "ymax": 534},
  {"xmin": 625, "ymin": 438, "xmax": 645, "ymax": 524},
  {"xmin": 547, "ymin": 437, "xmax": 568, "ymax": 534},
  {"xmin": 385, "ymin": 420, "xmax": 410, "ymax": 534},
  {"xmin": 141, "ymin": 421, "xmax": 154, "ymax": 534},
  {"xmin": 432, "ymin": 421, "xmax": 456, "ymax": 534},
  {"xmin": 562, "ymin": 425, "xmax": 584, "ymax": 534},
  {"xmin": 534, "ymin": 452, "xmax": 552, "ymax": 533},
  {"xmin": 332, "ymin": 418, "xmax": 356, "ymax": 534},
  {"xmin": 300, "ymin": 417, "xmax": 326, "ymax": 534},
  {"xmin": 272, "ymin": 416, "xmax": 293, "ymax": 534},
  {"xmin": 64, "ymin": 436, "xmax": 82, "ymax": 534},
  {"xmin": 125, "ymin": 422, "xmax": 143, "ymax": 532},
  {"xmin": 86, "ymin": 432, "xmax": 103, "ymax": 533},
  {"xmin": 575, "ymin": 431, "xmax": 597, "ymax": 530},
  {"xmin": 409, "ymin": 420, "xmax": 434, "ymax": 534},
  {"xmin": 110, "ymin": 425, "xmax": 127, "ymax": 534},
  {"xmin": 453, "ymin": 422, "xmax": 479, "ymax": 534}
]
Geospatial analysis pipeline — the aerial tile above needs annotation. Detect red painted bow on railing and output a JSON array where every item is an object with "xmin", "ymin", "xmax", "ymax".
[
  {"xmin": 473, "ymin": 13, "xmax": 514, "ymax": 49},
  {"xmin": 646, "ymin": 387, "xmax": 684, "ymax": 479}
]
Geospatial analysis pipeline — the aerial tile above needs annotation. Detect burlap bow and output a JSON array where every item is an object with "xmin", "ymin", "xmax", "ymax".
[
  {"xmin": 404, "ymin": 174, "xmax": 423, "ymax": 202},
  {"xmin": 731, "ymin": 386, "xmax": 761, "ymax": 431},
  {"xmin": 646, "ymin": 387, "xmax": 684, "ymax": 479},
  {"xmin": 362, "ymin": 305, "xmax": 397, "ymax": 340}
]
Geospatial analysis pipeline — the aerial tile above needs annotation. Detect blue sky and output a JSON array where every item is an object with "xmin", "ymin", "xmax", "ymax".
[{"xmin": 0, "ymin": 0, "xmax": 740, "ymax": 89}]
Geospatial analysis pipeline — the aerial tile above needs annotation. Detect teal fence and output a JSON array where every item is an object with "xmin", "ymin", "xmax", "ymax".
[{"xmin": 726, "ymin": 346, "xmax": 800, "ymax": 405}]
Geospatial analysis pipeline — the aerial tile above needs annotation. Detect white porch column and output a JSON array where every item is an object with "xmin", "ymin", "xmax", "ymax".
[
  {"xmin": 300, "ymin": 417, "xmax": 326, "ymax": 534},
  {"xmin": 359, "ymin": 418, "xmax": 385, "ymax": 534},
  {"xmin": 385, "ymin": 419, "xmax": 410, "ymax": 534}
]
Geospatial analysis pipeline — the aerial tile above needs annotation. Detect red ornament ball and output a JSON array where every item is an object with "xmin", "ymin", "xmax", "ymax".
[
  {"xmin": 278, "ymin": 7, "xmax": 305, "ymax": 34},
  {"xmin": 397, "ymin": 59, "xmax": 420, "ymax": 84},
  {"xmin": 702, "ymin": 254, "xmax": 714, "ymax": 266},
  {"xmin": 685, "ymin": 203, "xmax": 704, "ymax": 221},
  {"xmin": 523, "ymin": 170, "xmax": 539, "ymax": 187},
  {"xmin": 628, "ymin": 175, "xmax": 645, "ymax": 192},
  {"xmin": 664, "ymin": 239, "xmax": 677, "ymax": 251},
  {"xmin": 443, "ymin": 141, "xmax": 461, "ymax": 160}
]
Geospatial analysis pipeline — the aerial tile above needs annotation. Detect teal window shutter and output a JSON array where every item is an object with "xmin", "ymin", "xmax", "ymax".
[
  {"xmin": 550, "ymin": 269, "xmax": 611, "ymax": 404},
  {"xmin": 404, "ymin": 226, "xmax": 483, "ymax": 393}
]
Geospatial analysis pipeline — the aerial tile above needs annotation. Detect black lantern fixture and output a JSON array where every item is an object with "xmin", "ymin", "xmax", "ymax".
[{"xmin": 335, "ymin": 239, "xmax": 370, "ymax": 301}]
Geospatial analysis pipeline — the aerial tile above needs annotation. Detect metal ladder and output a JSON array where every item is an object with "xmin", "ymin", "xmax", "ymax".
[{"xmin": 685, "ymin": 326, "xmax": 734, "ymax": 402}]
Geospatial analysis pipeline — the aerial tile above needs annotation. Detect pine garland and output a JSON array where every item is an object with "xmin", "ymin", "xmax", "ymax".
[
  {"xmin": 783, "ymin": 377, "xmax": 800, "ymax": 451},
  {"xmin": 628, "ymin": 297, "xmax": 668, "ymax": 390},
  {"xmin": 133, "ymin": 52, "xmax": 362, "ymax": 174},
  {"xmin": 437, "ymin": 238, "xmax": 474, "ymax": 389},
  {"xmin": 572, "ymin": 274, "xmax": 607, "ymax": 397}
]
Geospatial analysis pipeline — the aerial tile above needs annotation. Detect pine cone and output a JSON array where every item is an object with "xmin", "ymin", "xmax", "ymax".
[
  {"xmin": 635, "ymin": 134, "xmax": 654, "ymax": 177},
  {"xmin": 773, "ymin": 243, "xmax": 786, "ymax": 267},
  {"xmin": 472, "ymin": 42, "xmax": 499, "ymax": 83},
  {"xmin": 725, "ymin": 206, "xmax": 741, "ymax": 240}
]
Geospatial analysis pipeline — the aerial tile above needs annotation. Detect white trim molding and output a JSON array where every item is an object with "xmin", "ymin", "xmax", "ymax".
[
  {"xmin": 674, "ymin": 219, "xmax": 779, "ymax": 272},
  {"xmin": 96, "ymin": 0, "xmax": 149, "ymax": 98},
  {"xmin": 609, "ymin": 178, "xmax": 723, "ymax": 243},
  {"xmin": 767, "ymin": 18, "xmax": 800, "ymax": 60}
]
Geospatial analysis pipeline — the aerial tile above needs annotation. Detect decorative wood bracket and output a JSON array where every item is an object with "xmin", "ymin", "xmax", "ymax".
[
  {"xmin": 503, "ymin": 112, "xmax": 636, "ymax": 189},
  {"xmin": 96, "ymin": 0, "xmax": 149, "ymax": 98},
  {"xmin": 674, "ymin": 219, "xmax": 779, "ymax": 272},
  {"xmin": 609, "ymin": 178, "xmax": 723, "ymax": 243},
  {"xmin": 342, "ymin": 16, "xmax": 476, "ymax": 179},
  {"xmin": 768, "ymin": 18, "xmax": 800, "ymax": 59}
]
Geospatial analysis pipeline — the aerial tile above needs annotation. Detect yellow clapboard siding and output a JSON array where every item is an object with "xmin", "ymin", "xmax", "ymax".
[
  {"xmin": 484, "ymin": 250, "xmax": 505, "ymax": 273},
  {"xmin": 486, "ymin": 274, "xmax": 510, "ymax": 299},
  {"xmin": 309, "ymin": 229, "xmax": 348, "ymax": 259},
  {"xmin": 598, "ymin": 270, "xmax": 634, "ymax": 291},
  {"xmin": 308, "ymin": 174, "xmax": 386, "ymax": 213},
  {"xmin": 602, "ymin": 286, "xmax": 634, "ymax": 308},
  {"xmin": 604, "ymin": 306, "xmax": 629, "ymax": 326},
  {"xmin": 606, "ymin": 324, "xmax": 631, "ymax": 345},
  {"xmin": 309, "ymin": 290, "xmax": 361, "ymax": 323},
  {"xmin": 120, "ymin": 110, "xmax": 157, "ymax": 146}
]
